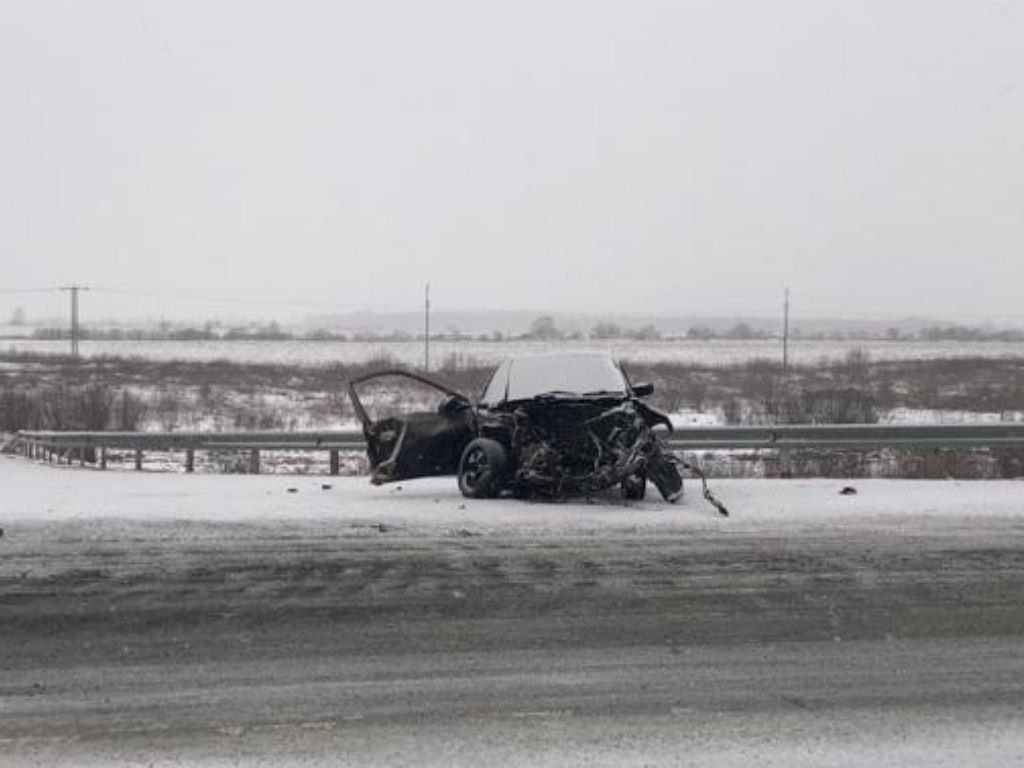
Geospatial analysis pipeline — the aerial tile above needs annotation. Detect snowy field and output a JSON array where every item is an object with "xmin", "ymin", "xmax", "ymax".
[{"xmin": 5, "ymin": 336, "xmax": 1024, "ymax": 366}]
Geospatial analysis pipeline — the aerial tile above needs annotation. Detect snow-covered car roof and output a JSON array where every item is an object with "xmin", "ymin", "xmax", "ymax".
[{"xmin": 479, "ymin": 354, "xmax": 628, "ymax": 406}]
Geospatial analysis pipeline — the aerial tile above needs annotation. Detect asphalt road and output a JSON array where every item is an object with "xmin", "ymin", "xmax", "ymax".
[{"xmin": 3, "ymin": 506, "xmax": 1024, "ymax": 765}]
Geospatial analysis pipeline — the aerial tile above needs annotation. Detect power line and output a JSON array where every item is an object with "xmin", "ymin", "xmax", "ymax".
[{"xmin": 89, "ymin": 286, "xmax": 365, "ymax": 312}]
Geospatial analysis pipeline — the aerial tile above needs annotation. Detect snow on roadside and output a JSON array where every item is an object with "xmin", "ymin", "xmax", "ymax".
[
  {"xmin": 2, "ymin": 455, "xmax": 1023, "ymax": 530},
  {"xmin": 669, "ymin": 408, "xmax": 723, "ymax": 428},
  {"xmin": 880, "ymin": 407, "xmax": 1024, "ymax": 424}
]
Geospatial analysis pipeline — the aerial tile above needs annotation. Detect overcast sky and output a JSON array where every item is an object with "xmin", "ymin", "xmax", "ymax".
[{"xmin": 1, "ymin": 1, "xmax": 1022, "ymax": 323}]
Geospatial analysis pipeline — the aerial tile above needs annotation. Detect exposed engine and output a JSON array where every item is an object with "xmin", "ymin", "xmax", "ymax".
[{"xmin": 505, "ymin": 397, "xmax": 680, "ymax": 500}]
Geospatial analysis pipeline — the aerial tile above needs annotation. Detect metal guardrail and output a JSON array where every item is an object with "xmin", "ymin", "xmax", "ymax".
[
  {"xmin": 665, "ymin": 424, "xmax": 1024, "ymax": 450},
  {"xmin": 8, "ymin": 429, "xmax": 366, "ymax": 474},
  {"xmin": 13, "ymin": 429, "xmax": 366, "ymax": 451},
  {"xmin": 8, "ymin": 424, "xmax": 1024, "ymax": 474},
  {"xmin": 15, "ymin": 424, "xmax": 1024, "ymax": 452}
]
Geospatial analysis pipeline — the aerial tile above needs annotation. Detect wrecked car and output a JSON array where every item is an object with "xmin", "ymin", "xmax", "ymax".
[{"xmin": 348, "ymin": 354, "xmax": 727, "ymax": 513}]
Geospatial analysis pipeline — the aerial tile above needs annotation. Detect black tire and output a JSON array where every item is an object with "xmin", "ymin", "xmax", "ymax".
[
  {"xmin": 458, "ymin": 438, "xmax": 508, "ymax": 499},
  {"xmin": 622, "ymin": 473, "xmax": 647, "ymax": 501}
]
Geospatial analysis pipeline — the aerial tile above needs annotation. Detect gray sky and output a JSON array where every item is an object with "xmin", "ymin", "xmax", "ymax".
[{"xmin": 1, "ymin": 0, "xmax": 1022, "ymax": 322}]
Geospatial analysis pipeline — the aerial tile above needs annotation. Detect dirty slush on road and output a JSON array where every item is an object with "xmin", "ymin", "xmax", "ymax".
[{"xmin": 4, "ymin": 512, "xmax": 1024, "ymax": 668}]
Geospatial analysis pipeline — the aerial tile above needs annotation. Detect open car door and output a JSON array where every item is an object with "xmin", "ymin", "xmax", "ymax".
[{"xmin": 347, "ymin": 370, "xmax": 476, "ymax": 485}]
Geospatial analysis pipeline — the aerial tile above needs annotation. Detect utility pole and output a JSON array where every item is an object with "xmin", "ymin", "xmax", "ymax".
[
  {"xmin": 782, "ymin": 286, "xmax": 790, "ymax": 383},
  {"xmin": 59, "ymin": 285, "xmax": 89, "ymax": 357},
  {"xmin": 780, "ymin": 286, "xmax": 792, "ymax": 477},
  {"xmin": 424, "ymin": 282, "xmax": 431, "ymax": 371}
]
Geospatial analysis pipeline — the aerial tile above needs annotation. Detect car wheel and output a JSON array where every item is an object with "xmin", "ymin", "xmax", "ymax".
[
  {"xmin": 622, "ymin": 473, "xmax": 646, "ymax": 501},
  {"xmin": 458, "ymin": 438, "xmax": 508, "ymax": 499}
]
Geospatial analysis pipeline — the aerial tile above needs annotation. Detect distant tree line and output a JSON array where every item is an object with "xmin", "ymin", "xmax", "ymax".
[
  {"xmin": 915, "ymin": 325, "xmax": 1024, "ymax": 342},
  {"xmin": 22, "ymin": 318, "xmax": 1024, "ymax": 344}
]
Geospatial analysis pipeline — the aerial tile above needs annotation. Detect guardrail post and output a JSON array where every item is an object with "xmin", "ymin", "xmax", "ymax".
[
  {"xmin": 135, "ymin": 450, "xmax": 143, "ymax": 471},
  {"xmin": 185, "ymin": 448, "xmax": 195, "ymax": 473},
  {"xmin": 100, "ymin": 447, "xmax": 107, "ymax": 470},
  {"xmin": 329, "ymin": 449, "xmax": 340, "ymax": 476},
  {"xmin": 779, "ymin": 447, "xmax": 793, "ymax": 479},
  {"xmin": 249, "ymin": 449, "xmax": 260, "ymax": 475}
]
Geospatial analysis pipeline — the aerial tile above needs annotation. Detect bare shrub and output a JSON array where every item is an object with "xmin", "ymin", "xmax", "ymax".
[
  {"xmin": 112, "ymin": 389, "xmax": 147, "ymax": 431},
  {"xmin": 308, "ymin": 390, "xmax": 348, "ymax": 423},
  {"xmin": 0, "ymin": 387, "xmax": 44, "ymax": 431},
  {"xmin": 75, "ymin": 381, "xmax": 113, "ymax": 430},
  {"xmin": 722, "ymin": 396, "xmax": 743, "ymax": 425},
  {"xmin": 788, "ymin": 387, "xmax": 877, "ymax": 425},
  {"xmin": 153, "ymin": 388, "xmax": 183, "ymax": 431},
  {"xmin": 1, "ymin": 380, "xmax": 146, "ymax": 439}
]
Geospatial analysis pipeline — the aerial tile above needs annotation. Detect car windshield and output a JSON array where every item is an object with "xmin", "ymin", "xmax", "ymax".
[{"xmin": 500, "ymin": 355, "xmax": 627, "ymax": 402}]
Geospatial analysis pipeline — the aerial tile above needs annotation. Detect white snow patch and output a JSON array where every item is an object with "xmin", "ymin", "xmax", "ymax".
[
  {"xmin": 881, "ymin": 407, "xmax": 1024, "ymax": 424},
  {"xmin": 669, "ymin": 408, "xmax": 723, "ymax": 427},
  {"xmin": 2, "ymin": 455, "xmax": 1023, "ymax": 530}
]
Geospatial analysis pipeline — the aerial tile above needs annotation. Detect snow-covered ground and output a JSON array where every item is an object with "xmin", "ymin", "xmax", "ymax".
[
  {"xmin": 6, "ymin": 337, "xmax": 1024, "ymax": 366},
  {"xmin": 5, "ymin": 454, "xmax": 1024, "ymax": 768},
  {"xmin": 881, "ymin": 407, "xmax": 1024, "ymax": 424},
  {"xmin": 3, "ymin": 454, "xmax": 1022, "ymax": 529},
  {"xmin": 668, "ymin": 408, "xmax": 723, "ymax": 427},
  {"xmin": 0, "ymin": 324, "xmax": 33, "ymax": 338}
]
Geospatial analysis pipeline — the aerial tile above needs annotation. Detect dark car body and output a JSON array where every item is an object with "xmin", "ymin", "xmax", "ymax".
[{"xmin": 347, "ymin": 354, "xmax": 684, "ymax": 501}]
